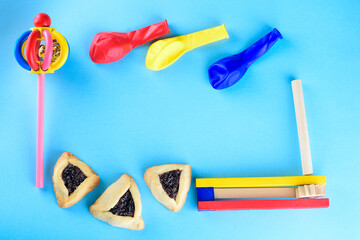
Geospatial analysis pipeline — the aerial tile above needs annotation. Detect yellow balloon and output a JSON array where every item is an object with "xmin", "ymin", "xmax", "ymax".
[{"xmin": 146, "ymin": 24, "xmax": 229, "ymax": 71}]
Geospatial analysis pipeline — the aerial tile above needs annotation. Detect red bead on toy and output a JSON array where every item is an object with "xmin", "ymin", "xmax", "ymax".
[{"xmin": 34, "ymin": 13, "xmax": 51, "ymax": 27}]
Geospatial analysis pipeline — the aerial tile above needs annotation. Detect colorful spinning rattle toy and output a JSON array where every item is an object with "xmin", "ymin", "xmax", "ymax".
[{"xmin": 14, "ymin": 13, "xmax": 69, "ymax": 188}]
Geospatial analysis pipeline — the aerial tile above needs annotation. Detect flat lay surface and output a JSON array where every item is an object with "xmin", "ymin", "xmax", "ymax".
[{"xmin": 1, "ymin": 0, "xmax": 359, "ymax": 239}]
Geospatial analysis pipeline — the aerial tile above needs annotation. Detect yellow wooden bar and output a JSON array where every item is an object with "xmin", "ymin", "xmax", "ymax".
[{"xmin": 196, "ymin": 175, "xmax": 326, "ymax": 188}]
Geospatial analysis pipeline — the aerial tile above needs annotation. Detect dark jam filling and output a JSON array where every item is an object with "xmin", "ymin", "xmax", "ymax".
[
  {"xmin": 61, "ymin": 163, "xmax": 87, "ymax": 195},
  {"xmin": 109, "ymin": 190, "xmax": 135, "ymax": 217},
  {"xmin": 159, "ymin": 170, "xmax": 181, "ymax": 199}
]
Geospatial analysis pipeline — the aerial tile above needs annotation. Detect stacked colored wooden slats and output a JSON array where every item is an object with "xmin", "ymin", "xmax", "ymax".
[{"xmin": 196, "ymin": 176, "xmax": 329, "ymax": 211}]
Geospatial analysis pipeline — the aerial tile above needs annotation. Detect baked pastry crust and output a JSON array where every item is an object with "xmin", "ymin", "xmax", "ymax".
[
  {"xmin": 90, "ymin": 174, "xmax": 144, "ymax": 230},
  {"xmin": 52, "ymin": 152, "xmax": 100, "ymax": 208},
  {"xmin": 144, "ymin": 164, "xmax": 191, "ymax": 212}
]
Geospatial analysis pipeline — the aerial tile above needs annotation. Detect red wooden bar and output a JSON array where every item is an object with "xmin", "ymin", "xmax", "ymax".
[{"xmin": 198, "ymin": 198, "xmax": 329, "ymax": 211}]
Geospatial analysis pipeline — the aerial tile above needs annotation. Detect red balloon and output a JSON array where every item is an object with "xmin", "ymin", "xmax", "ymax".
[
  {"xmin": 34, "ymin": 13, "xmax": 51, "ymax": 27},
  {"xmin": 89, "ymin": 20, "xmax": 170, "ymax": 64}
]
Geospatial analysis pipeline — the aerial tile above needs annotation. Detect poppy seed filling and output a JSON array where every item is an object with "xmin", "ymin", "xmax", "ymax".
[
  {"xmin": 159, "ymin": 170, "xmax": 181, "ymax": 199},
  {"xmin": 110, "ymin": 190, "xmax": 135, "ymax": 217},
  {"xmin": 62, "ymin": 163, "xmax": 87, "ymax": 195}
]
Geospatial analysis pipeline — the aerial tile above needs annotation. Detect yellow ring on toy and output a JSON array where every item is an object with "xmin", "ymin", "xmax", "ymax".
[
  {"xmin": 21, "ymin": 40, "xmax": 27, "ymax": 60},
  {"xmin": 50, "ymin": 30, "xmax": 69, "ymax": 71}
]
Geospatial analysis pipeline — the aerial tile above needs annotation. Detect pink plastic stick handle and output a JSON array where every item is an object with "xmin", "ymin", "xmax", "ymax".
[{"xmin": 36, "ymin": 73, "xmax": 45, "ymax": 188}]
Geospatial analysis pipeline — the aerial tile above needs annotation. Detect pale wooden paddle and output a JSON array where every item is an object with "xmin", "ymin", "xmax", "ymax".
[{"xmin": 291, "ymin": 80, "xmax": 313, "ymax": 176}]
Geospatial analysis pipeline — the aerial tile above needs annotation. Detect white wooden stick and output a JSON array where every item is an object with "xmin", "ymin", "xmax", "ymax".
[
  {"xmin": 213, "ymin": 185, "xmax": 326, "ymax": 199},
  {"xmin": 291, "ymin": 80, "xmax": 313, "ymax": 176},
  {"xmin": 214, "ymin": 188, "xmax": 296, "ymax": 199}
]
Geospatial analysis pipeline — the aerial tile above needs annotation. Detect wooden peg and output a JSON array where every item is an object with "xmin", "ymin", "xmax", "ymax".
[{"xmin": 296, "ymin": 184, "xmax": 326, "ymax": 198}]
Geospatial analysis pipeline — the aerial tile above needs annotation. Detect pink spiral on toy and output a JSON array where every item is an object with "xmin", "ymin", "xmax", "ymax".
[
  {"xmin": 25, "ymin": 29, "xmax": 53, "ymax": 71},
  {"xmin": 26, "ymin": 30, "xmax": 41, "ymax": 71},
  {"xmin": 40, "ymin": 29, "xmax": 53, "ymax": 71}
]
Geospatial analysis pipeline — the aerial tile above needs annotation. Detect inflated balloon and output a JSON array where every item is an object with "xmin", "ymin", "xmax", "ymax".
[
  {"xmin": 208, "ymin": 28, "xmax": 282, "ymax": 90},
  {"xmin": 90, "ymin": 20, "xmax": 170, "ymax": 63},
  {"xmin": 146, "ymin": 24, "xmax": 229, "ymax": 71},
  {"xmin": 14, "ymin": 13, "xmax": 69, "ymax": 188}
]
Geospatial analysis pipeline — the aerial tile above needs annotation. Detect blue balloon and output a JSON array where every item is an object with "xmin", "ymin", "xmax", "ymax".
[{"xmin": 208, "ymin": 28, "xmax": 283, "ymax": 90}]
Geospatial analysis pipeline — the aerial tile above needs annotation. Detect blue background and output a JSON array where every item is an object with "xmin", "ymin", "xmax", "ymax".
[{"xmin": 1, "ymin": 0, "xmax": 359, "ymax": 239}]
